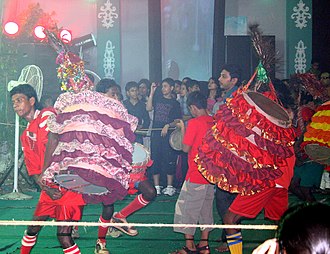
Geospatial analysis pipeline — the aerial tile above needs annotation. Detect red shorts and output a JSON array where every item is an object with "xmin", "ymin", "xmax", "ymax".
[
  {"xmin": 34, "ymin": 190, "xmax": 85, "ymax": 221},
  {"xmin": 229, "ymin": 187, "xmax": 288, "ymax": 221}
]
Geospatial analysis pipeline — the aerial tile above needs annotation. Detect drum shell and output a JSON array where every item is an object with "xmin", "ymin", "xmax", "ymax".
[
  {"xmin": 132, "ymin": 142, "xmax": 151, "ymax": 167},
  {"xmin": 169, "ymin": 128, "xmax": 183, "ymax": 151},
  {"xmin": 304, "ymin": 144, "xmax": 330, "ymax": 165},
  {"xmin": 242, "ymin": 91, "xmax": 291, "ymax": 128}
]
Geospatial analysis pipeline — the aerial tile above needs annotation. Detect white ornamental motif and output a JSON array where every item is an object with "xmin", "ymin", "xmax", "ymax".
[
  {"xmin": 98, "ymin": 0, "xmax": 119, "ymax": 29},
  {"xmin": 291, "ymin": 0, "xmax": 311, "ymax": 29},
  {"xmin": 103, "ymin": 40, "xmax": 115, "ymax": 78},
  {"xmin": 294, "ymin": 40, "xmax": 307, "ymax": 73}
]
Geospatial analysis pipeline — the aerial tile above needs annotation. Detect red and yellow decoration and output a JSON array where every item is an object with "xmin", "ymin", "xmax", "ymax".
[{"xmin": 302, "ymin": 101, "xmax": 330, "ymax": 167}]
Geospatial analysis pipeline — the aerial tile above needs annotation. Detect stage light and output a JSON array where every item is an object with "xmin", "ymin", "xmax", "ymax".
[
  {"xmin": 4, "ymin": 21, "xmax": 19, "ymax": 35},
  {"xmin": 59, "ymin": 29, "xmax": 72, "ymax": 44},
  {"xmin": 71, "ymin": 33, "xmax": 96, "ymax": 49},
  {"xmin": 34, "ymin": 25, "xmax": 46, "ymax": 39}
]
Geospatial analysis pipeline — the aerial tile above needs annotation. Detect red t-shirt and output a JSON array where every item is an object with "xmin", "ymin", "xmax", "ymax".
[
  {"xmin": 21, "ymin": 108, "xmax": 56, "ymax": 176},
  {"xmin": 21, "ymin": 108, "xmax": 85, "ymax": 206},
  {"xmin": 183, "ymin": 115, "xmax": 214, "ymax": 184}
]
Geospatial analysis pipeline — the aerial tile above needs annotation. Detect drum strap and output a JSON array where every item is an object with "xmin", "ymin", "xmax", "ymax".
[{"xmin": 242, "ymin": 69, "xmax": 258, "ymax": 92}]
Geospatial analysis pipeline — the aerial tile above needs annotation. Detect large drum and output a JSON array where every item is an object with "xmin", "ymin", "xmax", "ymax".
[
  {"xmin": 196, "ymin": 86, "xmax": 296, "ymax": 195},
  {"xmin": 304, "ymin": 144, "xmax": 330, "ymax": 165},
  {"xmin": 41, "ymin": 90, "xmax": 137, "ymax": 205},
  {"xmin": 303, "ymin": 101, "xmax": 330, "ymax": 166}
]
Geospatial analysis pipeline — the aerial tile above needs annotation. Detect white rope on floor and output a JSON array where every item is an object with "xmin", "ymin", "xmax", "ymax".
[{"xmin": 0, "ymin": 220, "xmax": 277, "ymax": 230}]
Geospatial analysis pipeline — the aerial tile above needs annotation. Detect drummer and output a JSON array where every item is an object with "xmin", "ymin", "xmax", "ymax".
[
  {"xmin": 221, "ymin": 92, "xmax": 296, "ymax": 254},
  {"xmin": 95, "ymin": 79, "xmax": 156, "ymax": 240},
  {"xmin": 123, "ymin": 81, "xmax": 150, "ymax": 144},
  {"xmin": 10, "ymin": 84, "xmax": 85, "ymax": 254},
  {"xmin": 42, "ymin": 51, "xmax": 138, "ymax": 254},
  {"xmin": 213, "ymin": 64, "xmax": 242, "ymax": 252}
]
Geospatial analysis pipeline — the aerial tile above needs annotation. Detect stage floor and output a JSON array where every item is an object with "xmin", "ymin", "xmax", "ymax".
[{"xmin": 0, "ymin": 190, "xmax": 329, "ymax": 254}]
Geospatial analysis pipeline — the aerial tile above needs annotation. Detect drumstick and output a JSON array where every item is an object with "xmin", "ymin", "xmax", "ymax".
[
  {"xmin": 136, "ymin": 127, "xmax": 176, "ymax": 132},
  {"xmin": 61, "ymin": 179, "xmax": 76, "ymax": 183}
]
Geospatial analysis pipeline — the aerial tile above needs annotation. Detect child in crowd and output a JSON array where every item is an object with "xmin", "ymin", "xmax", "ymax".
[
  {"xmin": 123, "ymin": 81, "xmax": 150, "ymax": 144},
  {"xmin": 207, "ymin": 77, "xmax": 221, "ymax": 114},
  {"xmin": 146, "ymin": 78, "xmax": 182, "ymax": 196},
  {"xmin": 186, "ymin": 79, "xmax": 200, "ymax": 93},
  {"xmin": 173, "ymin": 91, "xmax": 214, "ymax": 254},
  {"xmin": 138, "ymin": 78, "xmax": 151, "ymax": 103},
  {"xmin": 174, "ymin": 80, "xmax": 182, "ymax": 100},
  {"xmin": 178, "ymin": 82, "xmax": 191, "ymax": 121}
]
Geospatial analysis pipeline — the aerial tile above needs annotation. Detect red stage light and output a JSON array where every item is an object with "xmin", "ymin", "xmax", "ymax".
[
  {"xmin": 34, "ymin": 25, "xmax": 46, "ymax": 39},
  {"xmin": 4, "ymin": 21, "xmax": 19, "ymax": 35},
  {"xmin": 59, "ymin": 29, "xmax": 72, "ymax": 44}
]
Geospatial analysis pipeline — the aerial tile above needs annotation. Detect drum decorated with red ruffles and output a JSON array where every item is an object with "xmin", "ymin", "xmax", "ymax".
[
  {"xmin": 196, "ymin": 87, "xmax": 296, "ymax": 195},
  {"xmin": 303, "ymin": 101, "xmax": 330, "ymax": 167},
  {"xmin": 42, "ymin": 90, "xmax": 138, "ymax": 205}
]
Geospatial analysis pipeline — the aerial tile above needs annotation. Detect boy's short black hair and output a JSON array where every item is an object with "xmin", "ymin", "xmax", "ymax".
[
  {"xmin": 221, "ymin": 64, "xmax": 242, "ymax": 81},
  {"xmin": 187, "ymin": 91, "xmax": 207, "ymax": 110},
  {"xmin": 186, "ymin": 79, "xmax": 200, "ymax": 90},
  {"xmin": 95, "ymin": 78, "xmax": 119, "ymax": 93},
  {"xmin": 162, "ymin": 77, "xmax": 175, "ymax": 87},
  {"xmin": 10, "ymin": 83, "xmax": 41, "ymax": 110},
  {"xmin": 138, "ymin": 79, "xmax": 151, "ymax": 90},
  {"xmin": 174, "ymin": 80, "xmax": 182, "ymax": 86},
  {"xmin": 40, "ymin": 94, "xmax": 55, "ymax": 109},
  {"xmin": 182, "ymin": 77, "xmax": 192, "ymax": 83},
  {"xmin": 125, "ymin": 81, "xmax": 138, "ymax": 92}
]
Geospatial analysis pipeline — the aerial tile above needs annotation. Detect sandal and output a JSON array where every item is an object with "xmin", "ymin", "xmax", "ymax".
[
  {"xmin": 196, "ymin": 244, "xmax": 211, "ymax": 254},
  {"xmin": 171, "ymin": 246, "xmax": 199, "ymax": 254},
  {"xmin": 110, "ymin": 213, "xmax": 138, "ymax": 236}
]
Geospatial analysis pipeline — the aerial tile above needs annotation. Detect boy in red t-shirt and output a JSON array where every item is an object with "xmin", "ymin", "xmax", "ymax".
[
  {"xmin": 173, "ymin": 91, "xmax": 214, "ymax": 254},
  {"xmin": 10, "ymin": 84, "xmax": 85, "ymax": 254}
]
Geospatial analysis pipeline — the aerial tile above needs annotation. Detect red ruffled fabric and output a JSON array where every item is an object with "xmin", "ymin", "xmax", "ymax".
[
  {"xmin": 303, "ymin": 104, "xmax": 330, "ymax": 147},
  {"xmin": 215, "ymin": 106, "xmax": 294, "ymax": 159},
  {"xmin": 224, "ymin": 92, "xmax": 295, "ymax": 146},
  {"xmin": 197, "ymin": 89, "xmax": 296, "ymax": 195}
]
